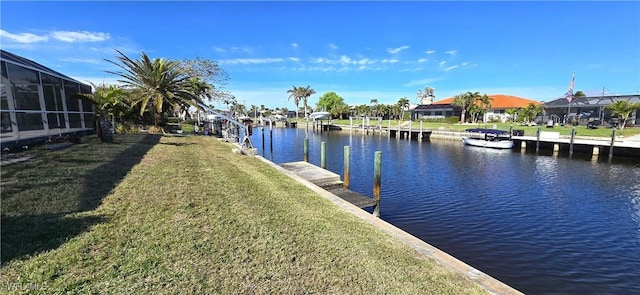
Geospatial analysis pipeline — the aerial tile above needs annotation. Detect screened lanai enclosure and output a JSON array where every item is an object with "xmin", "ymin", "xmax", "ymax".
[
  {"xmin": 1, "ymin": 50, "xmax": 94, "ymax": 149},
  {"xmin": 541, "ymin": 94, "xmax": 640, "ymax": 126}
]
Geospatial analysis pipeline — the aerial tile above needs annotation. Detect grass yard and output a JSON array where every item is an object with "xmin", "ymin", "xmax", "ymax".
[{"xmin": 1, "ymin": 134, "xmax": 486, "ymax": 294}]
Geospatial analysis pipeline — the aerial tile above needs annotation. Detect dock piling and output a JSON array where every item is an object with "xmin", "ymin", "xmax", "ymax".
[
  {"xmin": 321, "ymin": 141, "xmax": 326, "ymax": 169},
  {"xmin": 373, "ymin": 151, "xmax": 381, "ymax": 217},
  {"xmin": 304, "ymin": 137, "xmax": 309, "ymax": 162},
  {"xmin": 344, "ymin": 146, "xmax": 351, "ymax": 188},
  {"xmin": 536, "ymin": 126, "xmax": 541, "ymax": 153},
  {"xmin": 569, "ymin": 127, "xmax": 576, "ymax": 155},
  {"xmin": 609, "ymin": 129, "xmax": 616, "ymax": 158}
]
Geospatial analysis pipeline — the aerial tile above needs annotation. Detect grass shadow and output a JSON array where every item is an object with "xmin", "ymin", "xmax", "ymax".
[
  {"xmin": 1, "ymin": 214, "xmax": 106, "ymax": 265},
  {"xmin": 1, "ymin": 134, "xmax": 161, "ymax": 264}
]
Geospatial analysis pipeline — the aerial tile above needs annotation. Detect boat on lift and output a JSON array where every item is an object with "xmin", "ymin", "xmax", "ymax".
[{"xmin": 308, "ymin": 111, "xmax": 332, "ymax": 120}]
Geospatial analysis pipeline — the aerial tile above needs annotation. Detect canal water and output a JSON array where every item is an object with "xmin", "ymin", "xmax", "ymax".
[{"xmin": 250, "ymin": 127, "xmax": 640, "ymax": 294}]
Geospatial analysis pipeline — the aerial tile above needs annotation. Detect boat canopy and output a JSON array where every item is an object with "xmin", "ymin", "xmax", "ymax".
[
  {"xmin": 308, "ymin": 111, "xmax": 332, "ymax": 120},
  {"xmin": 465, "ymin": 128, "xmax": 509, "ymax": 135}
]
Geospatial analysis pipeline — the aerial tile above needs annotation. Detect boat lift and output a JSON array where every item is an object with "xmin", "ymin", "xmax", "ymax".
[{"xmin": 196, "ymin": 102, "xmax": 254, "ymax": 150}]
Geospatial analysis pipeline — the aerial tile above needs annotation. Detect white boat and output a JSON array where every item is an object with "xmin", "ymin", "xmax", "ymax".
[
  {"xmin": 308, "ymin": 111, "xmax": 332, "ymax": 120},
  {"xmin": 462, "ymin": 128, "xmax": 514, "ymax": 149}
]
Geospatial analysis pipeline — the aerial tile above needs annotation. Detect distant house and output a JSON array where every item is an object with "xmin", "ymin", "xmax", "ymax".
[
  {"xmin": 1, "ymin": 50, "xmax": 94, "ymax": 149},
  {"xmin": 419, "ymin": 94, "xmax": 542, "ymax": 122},
  {"xmin": 543, "ymin": 94, "xmax": 640, "ymax": 125},
  {"xmin": 412, "ymin": 104, "xmax": 461, "ymax": 120}
]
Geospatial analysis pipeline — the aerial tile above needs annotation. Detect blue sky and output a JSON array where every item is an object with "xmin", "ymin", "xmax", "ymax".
[{"xmin": 1, "ymin": 1, "xmax": 639, "ymax": 109}]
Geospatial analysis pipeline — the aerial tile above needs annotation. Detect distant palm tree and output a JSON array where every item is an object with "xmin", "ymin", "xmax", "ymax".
[
  {"xmin": 301, "ymin": 86, "xmax": 315, "ymax": 118},
  {"xmin": 182, "ymin": 77, "xmax": 211, "ymax": 119},
  {"xmin": 397, "ymin": 97, "xmax": 410, "ymax": 120},
  {"xmin": 505, "ymin": 108, "xmax": 519, "ymax": 122},
  {"xmin": 74, "ymin": 82, "xmax": 128, "ymax": 141},
  {"xmin": 452, "ymin": 92, "xmax": 477, "ymax": 123},
  {"xmin": 573, "ymin": 90, "xmax": 586, "ymax": 98},
  {"xmin": 606, "ymin": 101, "xmax": 640, "ymax": 129},
  {"xmin": 287, "ymin": 85, "xmax": 302, "ymax": 118},
  {"xmin": 519, "ymin": 103, "xmax": 544, "ymax": 125},
  {"xmin": 355, "ymin": 104, "xmax": 369, "ymax": 117},
  {"xmin": 105, "ymin": 49, "xmax": 198, "ymax": 128}
]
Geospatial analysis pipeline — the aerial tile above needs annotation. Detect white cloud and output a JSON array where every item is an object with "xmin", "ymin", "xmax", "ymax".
[
  {"xmin": 291, "ymin": 43, "xmax": 299, "ymax": 48},
  {"xmin": 213, "ymin": 46, "xmax": 226, "ymax": 53},
  {"xmin": 461, "ymin": 62, "xmax": 469, "ymax": 66},
  {"xmin": 387, "ymin": 45, "xmax": 409, "ymax": 54},
  {"xmin": 381, "ymin": 59, "xmax": 399, "ymax": 64},
  {"xmin": 339, "ymin": 55, "xmax": 352, "ymax": 64},
  {"xmin": 289, "ymin": 57, "xmax": 300, "ymax": 62},
  {"xmin": 425, "ymin": 50, "xmax": 435, "ymax": 54},
  {"xmin": 59, "ymin": 58, "xmax": 102, "ymax": 64},
  {"xmin": 439, "ymin": 61, "xmax": 447, "ymax": 66},
  {"xmin": 443, "ymin": 65, "xmax": 459, "ymax": 71},
  {"xmin": 51, "ymin": 31, "xmax": 110, "ymax": 42},
  {"xmin": 230, "ymin": 46, "xmax": 253, "ymax": 53},
  {"xmin": 418, "ymin": 58, "xmax": 428, "ymax": 63},
  {"xmin": 219, "ymin": 58, "xmax": 286, "ymax": 65},
  {"xmin": 444, "ymin": 50, "xmax": 457, "ymax": 55},
  {"xmin": 358, "ymin": 58, "xmax": 373, "ymax": 65},
  {"xmin": 404, "ymin": 77, "xmax": 443, "ymax": 87},
  {"xmin": 328, "ymin": 43, "xmax": 338, "ymax": 50},
  {"xmin": 0, "ymin": 29, "xmax": 48, "ymax": 43}
]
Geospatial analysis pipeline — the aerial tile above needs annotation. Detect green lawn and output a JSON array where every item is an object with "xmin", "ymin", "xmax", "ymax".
[{"xmin": 1, "ymin": 134, "xmax": 487, "ymax": 294}]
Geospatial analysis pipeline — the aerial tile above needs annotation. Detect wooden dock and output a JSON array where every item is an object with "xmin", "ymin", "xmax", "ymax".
[{"xmin": 280, "ymin": 161, "xmax": 376, "ymax": 209}]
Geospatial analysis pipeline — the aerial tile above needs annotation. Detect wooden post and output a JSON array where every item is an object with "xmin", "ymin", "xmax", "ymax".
[
  {"xmin": 261, "ymin": 127, "xmax": 265, "ymax": 150},
  {"xmin": 350, "ymin": 117, "xmax": 353, "ymax": 133},
  {"xmin": 419, "ymin": 121, "xmax": 423, "ymax": 141},
  {"xmin": 536, "ymin": 126, "xmax": 541, "ymax": 153},
  {"xmin": 320, "ymin": 141, "xmax": 326, "ymax": 169},
  {"xmin": 609, "ymin": 129, "xmax": 616, "ymax": 158},
  {"xmin": 388, "ymin": 120, "xmax": 391, "ymax": 136},
  {"xmin": 304, "ymin": 137, "xmax": 309, "ymax": 162},
  {"xmin": 408, "ymin": 120, "xmax": 412, "ymax": 140},
  {"xmin": 373, "ymin": 151, "xmax": 381, "ymax": 217},
  {"xmin": 569, "ymin": 127, "xmax": 575, "ymax": 155},
  {"xmin": 344, "ymin": 146, "xmax": 350, "ymax": 188},
  {"xmin": 270, "ymin": 127, "xmax": 273, "ymax": 154}
]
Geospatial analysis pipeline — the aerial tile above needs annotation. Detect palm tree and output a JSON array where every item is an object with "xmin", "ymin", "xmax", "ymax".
[
  {"xmin": 74, "ymin": 82, "xmax": 128, "ymax": 141},
  {"xmin": 474, "ymin": 94, "xmax": 492, "ymax": 123},
  {"xmin": 287, "ymin": 85, "xmax": 301, "ymax": 118},
  {"xmin": 331, "ymin": 101, "xmax": 351, "ymax": 119},
  {"xmin": 182, "ymin": 77, "xmax": 212, "ymax": 120},
  {"xmin": 505, "ymin": 108, "xmax": 519, "ymax": 122},
  {"xmin": 606, "ymin": 101, "xmax": 640, "ymax": 129},
  {"xmin": 105, "ymin": 49, "xmax": 198, "ymax": 128},
  {"xmin": 355, "ymin": 104, "xmax": 369, "ymax": 117},
  {"xmin": 397, "ymin": 97, "xmax": 410, "ymax": 120},
  {"xmin": 519, "ymin": 103, "xmax": 544, "ymax": 125},
  {"xmin": 300, "ymin": 85, "xmax": 315, "ymax": 118},
  {"xmin": 452, "ymin": 92, "xmax": 477, "ymax": 123}
]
